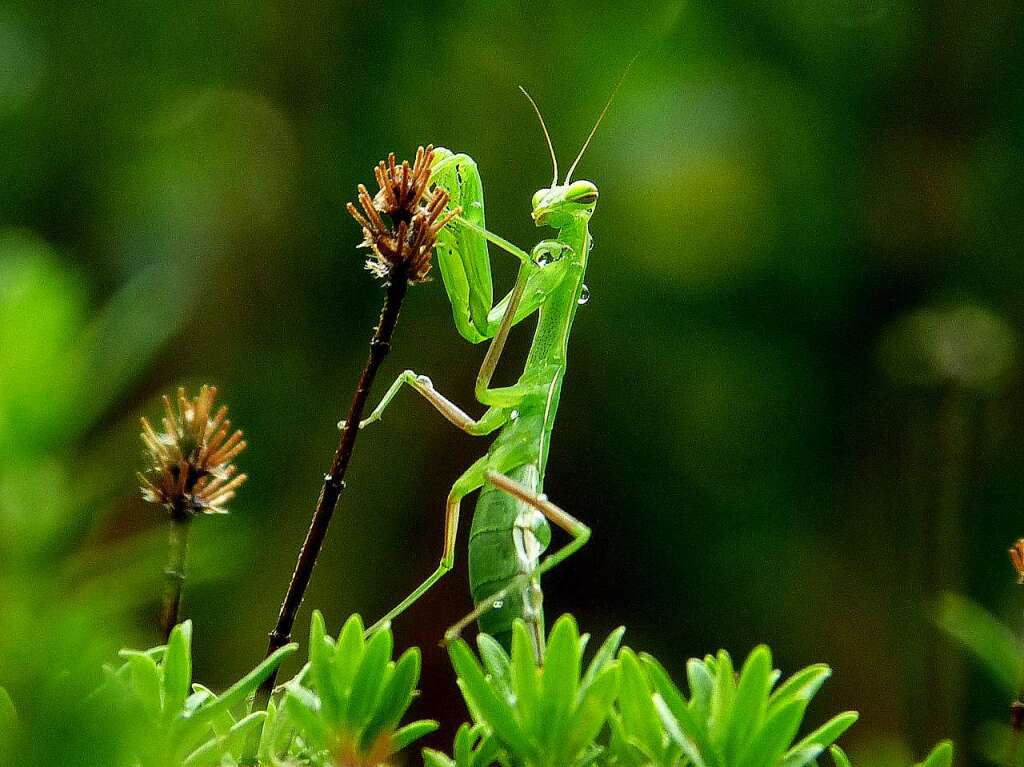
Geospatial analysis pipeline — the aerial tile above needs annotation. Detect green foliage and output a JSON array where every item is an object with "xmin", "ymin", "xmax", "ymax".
[
  {"xmin": 935, "ymin": 592, "xmax": 1022, "ymax": 696},
  {"xmin": 605, "ymin": 646, "xmax": 857, "ymax": 767},
  {"xmin": 828, "ymin": 741, "xmax": 953, "ymax": 767},
  {"xmin": 265, "ymin": 612, "xmax": 438, "ymax": 766},
  {"xmin": 440, "ymin": 618, "xmax": 858, "ymax": 767},
  {"xmin": 446, "ymin": 615, "xmax": 624, "ymax": 767},
  {"xmin": 422, "ymin": 723, "xmax": 502, "ymax": 767},
  {"xmin": 102, "ymin": 620, "xmax": 298, "ymax": 767}
]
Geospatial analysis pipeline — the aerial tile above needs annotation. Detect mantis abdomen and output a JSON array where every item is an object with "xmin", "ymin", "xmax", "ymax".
[{"xmin": 469, "ymin": 453, "xmax": 552, "ymax": 648}]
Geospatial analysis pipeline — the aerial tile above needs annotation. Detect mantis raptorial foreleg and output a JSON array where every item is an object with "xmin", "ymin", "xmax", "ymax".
[{"xmin": 443, "ymin": 470, "xmax": 591, "ymax": 646}]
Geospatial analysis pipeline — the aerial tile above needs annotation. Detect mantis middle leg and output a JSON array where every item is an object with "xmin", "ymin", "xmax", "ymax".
[{"xmin": 444, "ymin": 470, "xmax": 591, "ymax": 646}]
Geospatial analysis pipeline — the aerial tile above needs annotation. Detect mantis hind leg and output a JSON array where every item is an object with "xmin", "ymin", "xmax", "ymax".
[
  {"xmin": 447, "ymin": 472, "xmax": 591, "ymax": 660},
  {"xmin": 366, "ymin": 447, "xmax": 538, "ymax": 635}
]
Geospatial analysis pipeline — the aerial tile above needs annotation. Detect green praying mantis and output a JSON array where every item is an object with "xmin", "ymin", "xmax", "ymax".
[{"xmin": 355, "ymin": 75, "xmax": 628, "ymax": 657}]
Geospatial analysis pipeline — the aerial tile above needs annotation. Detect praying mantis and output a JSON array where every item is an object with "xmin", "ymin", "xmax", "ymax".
[{"xmin": 357, "ymin": 78, "xmax": 627, "ymax": 656}]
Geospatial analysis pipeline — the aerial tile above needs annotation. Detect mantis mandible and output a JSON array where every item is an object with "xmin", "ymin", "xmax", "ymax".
[{"xmin": 358, "ymin": 76, "xmax": 627, "ymax": 656}]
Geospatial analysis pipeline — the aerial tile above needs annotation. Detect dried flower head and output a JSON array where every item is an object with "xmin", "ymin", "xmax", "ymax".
[
  {"xmin": 138, "ymin": 385, "xmax": 247, "ymax": 518},
  {"xmin": 1011, "ymin": 539, "xmax": 1024, "ymax": 584},
  {"xmin": 346, "ymin": 144, "xmax": 460, "ymax": 284}
]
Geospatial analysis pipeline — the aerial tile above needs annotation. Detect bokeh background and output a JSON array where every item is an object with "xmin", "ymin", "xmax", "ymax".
[{"xmin": 3, "ymin": 0, "xmax": 1024, "ymax": 763}]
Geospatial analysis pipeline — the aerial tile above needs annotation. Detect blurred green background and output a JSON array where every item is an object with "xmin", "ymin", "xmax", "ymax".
[{"xmin": 2, "ymin": 0, "xmax": 1024, "ymax": 763}]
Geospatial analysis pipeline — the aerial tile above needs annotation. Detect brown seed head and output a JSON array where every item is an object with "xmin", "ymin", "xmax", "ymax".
[
  {"xmin": 138, "ymin": 385, "xmax": 247, "ymax": 518},
  {"xmin": 346, "ymin": 145, "xmax": 460, "ymax": 284},
  {"xmin": 1011, "ymin": 539, "xmax": 1024, "ymax": 585}
]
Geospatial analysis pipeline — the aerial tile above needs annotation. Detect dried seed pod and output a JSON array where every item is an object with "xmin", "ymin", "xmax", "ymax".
[
  {"xmin": 138, "ymin": 385, "xmax": 247, "ymax": 517},
  {"xmin": 346, "ymin": 144, "xmax": 460, "ymax": 284}
]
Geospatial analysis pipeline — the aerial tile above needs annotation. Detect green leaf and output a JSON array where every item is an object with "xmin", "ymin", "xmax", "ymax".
[
  {"xmin": 783, "ymin": 711, "xmax": 858, "ymax": 767},
  {"xmin": 936, "ymin": 592, "xmax": 1022, "ymax": 695},
  {"xmin": 916, "ymin": 740, "xmax": 954, "ymax": 767},
  {"xmin": 511, "ymin": 621, "xmax": 541, "ymax": 723},
  {"xmin": 346, "ymin": 623, "xmax": 393, "ymax": 727},
  {"xmin": 539, "ymin": 615, "xmax": 582, "ymax": 749},
  {"xmin": 687, "ymin": 658, "xmax": 715, "ymax": 720},
  {"xmin": 333, "ymin": 614, "xmax": 366, "ymax": 703},
  {"xmin": 128, "ymin": 654, "xmax": 163, "ymax": 722},
  {"xmin": 708, "ymin": 650, "xmax": 735, "ymax": 750},
  {"xmin": 281, "ymin": 683, "xmax": 327, "ymax": 742},
  {"xmin": 449, "ymin": 638, "xmax": 533, "ymax": 759},
  {"xmin": 829, "ymin": 745, "xmax": 853, "ymax": 767},
  {"xmin": 565, "ymin": 664, "xmax": 620, "ymax": 760},
  {"xmin": 581, "ymin": 626, "xmax": 625, "ymax": 695},
  {"xmin": 182, "ymin": 710, "xmax": 266, "ymax": 767},
  {"xmin": 309, "ymin": 610, "xmax": 341, "ymax": 725},
  {"xmin": 423, "ymin": 749, "xmax": 456, "ymax": 767},
  {"xmin": 654, "ymin": 692, "xmax": 710, "ymax": 767},
  {"xmin": 737, "ymin": 698, "xmax": 808, "ymax": 767},
  {"xmin": 392, "ymin": 719, "xmax": 440, "ymax": 751},
  {"xmin": 477, "ymin": 633, "xmax": 512, "ymax": 698},
  {"xmin": 769, "ymin": 665, "xmax": 831, "ymax": 710},
  {"xmin": 163, "ymin": 620, "xmax": 193, "ymax": 716},
  {"xmin": 361, "ymin": 647, "xmax": 421, "ymax": 750},
  {"xmin": 641, "ymin": 654, "xmax": 689, "ymax": 719},
  {"xmin": 726, "ymin": 646, "xmax": 773, "ymax": 762},
  {"xmin": 187, "ymin": 642, "xmax": 298, "ymax": 728},
  {"xmin": 618, "ymin": 649, "xmax": 663, "ymax": 757}
]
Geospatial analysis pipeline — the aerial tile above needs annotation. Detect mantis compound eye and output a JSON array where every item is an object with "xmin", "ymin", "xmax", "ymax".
[{"xmin": 565, "ymin": 180, "xmax": 599, "ymax": 206}]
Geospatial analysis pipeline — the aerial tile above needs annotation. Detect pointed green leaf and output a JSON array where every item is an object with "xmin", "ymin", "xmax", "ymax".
[
  {"xmin": 423, "ymin": 749, "xmax": 456, "ymax": 767},
  {"xmin": 477, "ymin": 633, "xmax": 512, "ymax": 698},
  {"xmin": 539, "ymin": 615, "xmax": 582, "ymax": 747},
  {"xmin": 726, "ymin": 646, "xmax": 773, "ymax": 762},
  {"xmin": 361, "ymin": 647, "xmax": 421, "ymax": 750},
  {"xmin": 581, "ymin": 626, "xmax": 625, "ymax": 695},
  {"xmin": 346, "ymin": 622, "xmax": 393, "ymax": 727},
  {"xmin": 309, "ymin": 610, "xmax": 342, "ymax": 724},
  {"xmin": 737, "ymin": 698, "xmax": 808, "ymax": 767},
  {"xmin": 936, "ymin": 593, "xmax": 1022, "ymax": 695},
  {"xmin": 783, "ymin": 711, "xmax": 858, "ymax": 767},
  {"xmin": 688, "ymin": 658, "xmax": 715, "ymax": 719},
  {"xmin": 128, "ymin": 654, "xmax": 163, "ymax": 721},
  {"xmin": 333, "ymin": 614, "xmax": 366, "ymax": 703},
  {"xmin": 565, "ymin": 664, "xmax": 620, "ymax": 760},
  {"xmin": 618, "ymin": 649, "xmax": 663, "ymax": 757},
  {"xmin": 182, "ymin": 710, "xmax": 265, "ymax": 766},
  {"xmin": 654, "ymin": 693, "xmax": 710, "ymax": 767},
  {"xmin": 829, "ymin": 745, "xmax": 853, "ymax": 767},
  {"xmin": 392, "ymin": 719, "xmax": 440, "ymax": 751},
  {"xmin": 163, "ymin": 620, "xmax": 193, "ymax": 715},
  {"xmin": 511, "ymin": 620, "xmax": 540, "ymax": 723},
  {"xmin": 708, "ymin": 650, "xmax": 735, "ymax": 749},
  {"xmin": 449, "ymin": 638, "xmax": 533, "ymax": 759},
  {"xmin": 187, "ymin": 642, "xmax": 298, "ymax": 728},
  {"xmin": 916, "ymin": 740, "xmax": 954, "ymax": 767},
  {"xmin": 769, "ymin": 665, "xmax": 831, "ymax": 711}
]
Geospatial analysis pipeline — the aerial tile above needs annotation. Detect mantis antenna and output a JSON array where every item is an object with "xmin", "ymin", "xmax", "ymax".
[
  {"xmin": 519, "ymin": 86, "xmax": 559, "ymax": 188},
  {"xmin": 564, "ymin": 54, "xmax": 639, "ymax": 183}
]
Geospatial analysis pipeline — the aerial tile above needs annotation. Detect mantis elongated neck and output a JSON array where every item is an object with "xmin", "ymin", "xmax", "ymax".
[{"xmin": 526, "ymin": 216, "xmax": 590, "ymax": 370}]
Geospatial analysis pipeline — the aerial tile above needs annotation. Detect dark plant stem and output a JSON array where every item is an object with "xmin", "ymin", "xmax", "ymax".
[
  {"xmin": 160, "ymin": 507, "xmax": 191, "ymax": 642},
  {"xmin": 253, "ymin": 271, "xmax": 410, "ymax": 708}
]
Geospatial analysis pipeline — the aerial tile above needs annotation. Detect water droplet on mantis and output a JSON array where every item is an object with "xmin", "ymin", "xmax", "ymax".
[
  {"xmin": 492, "ymin": 600, "xmax": 504, "ymax": 609},
  {"xmin": 536, "ymin": 252, "xmax": 554, "ymax": 267},
  {"xmin": 510, "ymin": 409, "xmax": 520, "ymax": 420},
  {"xmin": 588, "ymin": 237, "xmax": 595, "ymax": 252},
  {"xmin": 578, "ymin": 285, "xmax": 590, "ymax": 305}
]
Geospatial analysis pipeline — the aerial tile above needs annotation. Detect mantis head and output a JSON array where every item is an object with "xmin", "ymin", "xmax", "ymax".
[
  {"xmin": 530, "ymin": 181, "xmax": 599, "ymax": 228},
  {"xmin": 519, "ymin": 57, "xmax": 633, "ymax": 230}
]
